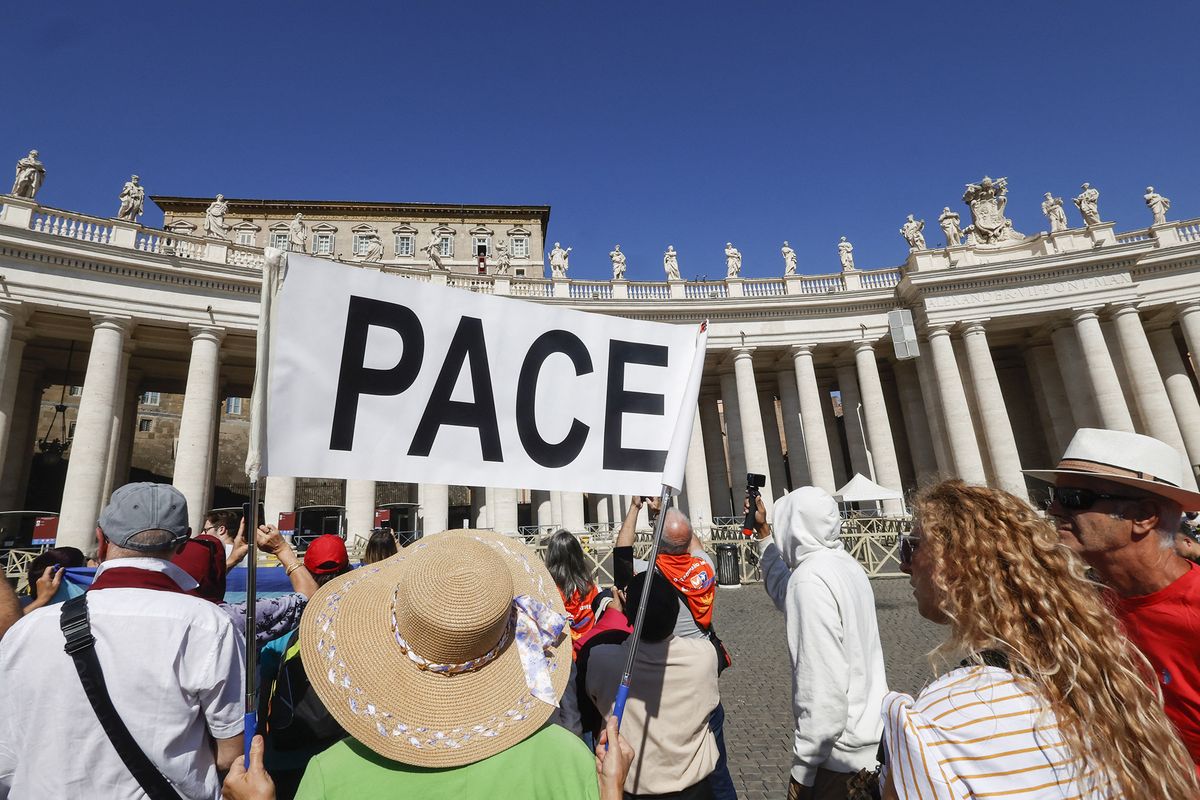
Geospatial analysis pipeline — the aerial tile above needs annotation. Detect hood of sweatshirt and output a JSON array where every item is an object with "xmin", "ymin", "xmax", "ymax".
[{"xmin": 771, "ymin": 486, "xmax": 843, "ymax": 569}]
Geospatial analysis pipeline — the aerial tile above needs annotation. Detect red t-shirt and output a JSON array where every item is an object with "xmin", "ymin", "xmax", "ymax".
[{"xmin": 1115, "ymin": 563, "xmax": 1200, "ymax": 768}]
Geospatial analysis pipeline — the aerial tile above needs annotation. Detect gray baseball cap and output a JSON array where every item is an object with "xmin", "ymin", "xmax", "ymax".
[{"xmin": 98, "ymin": 482, "xmax": 190, "ymax": 551}]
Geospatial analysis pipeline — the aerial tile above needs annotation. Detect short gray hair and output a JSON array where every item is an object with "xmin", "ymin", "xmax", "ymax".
[{"xmin": 659, "ymin": 508, "xmax": 693, "ymax": 555}]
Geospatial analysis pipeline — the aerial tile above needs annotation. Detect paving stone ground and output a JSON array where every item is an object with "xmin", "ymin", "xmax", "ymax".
[{"xmin": 712, "ymin": 578, "xmax": 944, "ymax": 800}]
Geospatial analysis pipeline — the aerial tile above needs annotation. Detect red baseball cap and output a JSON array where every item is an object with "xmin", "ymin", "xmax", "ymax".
[{"xmin": 304, "ymin": 534, "xmax": 350, "ymax": 575}]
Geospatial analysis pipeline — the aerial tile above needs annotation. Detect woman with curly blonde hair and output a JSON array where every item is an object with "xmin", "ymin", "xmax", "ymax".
[{"xmin": 884, "ymin": 479, "xmax": 1198, "ymax": 799}]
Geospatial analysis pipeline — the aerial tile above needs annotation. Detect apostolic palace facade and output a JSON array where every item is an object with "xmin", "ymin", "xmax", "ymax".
[{"xmin": 3, "ymin": 162, "xmax": 1200, "ymax": 557}]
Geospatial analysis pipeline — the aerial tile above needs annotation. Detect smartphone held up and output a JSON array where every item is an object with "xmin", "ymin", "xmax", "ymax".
[{"xmin": 741, "ymin": 473, "xmax": 766, "ymax": 537}]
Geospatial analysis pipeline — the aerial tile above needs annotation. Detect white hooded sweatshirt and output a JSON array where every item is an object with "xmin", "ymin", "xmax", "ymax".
[{"xmin": 757, "ymin": 486, "xmax": 888, "ymax": 786}]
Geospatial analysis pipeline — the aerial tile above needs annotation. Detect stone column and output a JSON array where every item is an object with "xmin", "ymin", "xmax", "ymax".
[
  {"xmin": 892, "ymin": 359, "xmax": 938, "ymax": 483},
  {"xmin": 927, "ymin": 326, "xmax": 986, "ymax": 483},
  {"xmin": 173, "ymin": 326, "xmax": 225, "ymax": 533},
  {"xmin": 111, "ymin": 371, "xmax": 141, "ymax": 495},
  {"xmin": 718, "ymin": 370, "xmax": 746, "ymax": 485},
  {"xmin": 550, "ymin": 491, "xmax": 564, "ymax": 528},
  {"xmin": 683, "ymin": 406, "xmax": 712, "ymax": 535},
  {"xmin": 345, "ymin": 479, "xmax": 377, "ymax": 542},
  {"xmin": 0, "ymin": 362, "xmax": 43, "ymax": 511},
  {"xmin": 418, "ymin": 483, "xmax": 449, "ymax": 534},
  {"xmin": 698, "ymin": 394, "xmax": 731, "ymax": 517},
  {"xmin": 1149, "ymin": 328, "xmax": 1200, "ymax": 475},
  {"xmin": 58, "ymin": 315, "xmax": 133, "ymax": 551},
  {"xmin": 0, "ymin": 325, "xmax": 30, "ymax": 481},
  {"xmin": 100, "ymin": 347, "xmax": 133, "ymax": 503},
  {"xmin": 491, "ymin": 487, "xmax": 519, "ymax": 535},
  {"xmin": 1024, "ymin": 344, "xmax": 1074, "ymax": 457},
  {"xmin": 264, "ymin": 475, "xmax": 297, "ymax": 529},
  {"xmin": 961, "ymin": 324, "xmax": 1026, "ymax": 496},
  {"xmin": 853, "ymin": 342, "xmax": 904, "ymax": 511},
  {"xmin": 483, "ymin": 487, "xmax": 496, "ymax": 529},
  {"xmin": 775, "ymin": 369, "xmax": 810, "ymax": 489},
  {"xmin": 732, "ymin": 348, "xmax": 773, "ymax": 517},
  {"xmin": 561, "ymin": 491, "xmax": 586, "ymax": 532},
  {"xmin": 913, "ymin": 345, "xmax": 953, "ymax": 475},
  {"xmin": 759, "ymin": 393, "xmax": 788, "ymax": 498},
  {"xmin": 1050, "ymin": 324, "xmax": 1100, "ymax": 430},
  {"xmin": 1072, "ymin": 309, "xmax": 1135, "ymax": 432},
  {"xmin": 1177, "ymin": 303, "xmax": 1200, "ymax": 366},
  {"xmin": 836, "ymin": 360, "xmax": 872, "ymax": 479},
  {"xmin": 1112, "ymin": 306, "xmax": 1190, "ymax": 482},
  {"xmin": 531, "ymin": 489, "xmax": 553, "ymax": 529},
  {"xmin": 791, "ymin": 347, "xmax": 836, "ymax": 492}
]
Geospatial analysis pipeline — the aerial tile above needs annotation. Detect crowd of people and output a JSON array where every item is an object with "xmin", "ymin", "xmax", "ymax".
[{"xmin": 0, "ymin": 426, "xmax": 1198, "ymax": 799}]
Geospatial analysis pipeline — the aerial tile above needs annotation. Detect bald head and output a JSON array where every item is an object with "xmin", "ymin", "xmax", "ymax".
[{"xmin": 660, "ymin": 508, "xmax": 693, "ymax": 555}]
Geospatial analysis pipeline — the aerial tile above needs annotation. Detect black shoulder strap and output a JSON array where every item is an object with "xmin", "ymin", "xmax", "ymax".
[{"xmin": 60, "ymin": 595, "xmax": 183, "ymax": 800}]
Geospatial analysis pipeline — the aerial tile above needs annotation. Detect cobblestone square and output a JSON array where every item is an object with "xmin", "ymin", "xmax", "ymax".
[{"xmin": 712, "ymin": 578, "xmax": 944, "ymax": 800}]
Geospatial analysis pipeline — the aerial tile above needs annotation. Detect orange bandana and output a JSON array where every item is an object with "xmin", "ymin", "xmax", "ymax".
[
  {"xmin": 656, "ymin": 553, "xmax": 715, "ymax": 629},
  {"xmin": 562, "ymin": 584, "xmax": 600, "ymax": 642}
]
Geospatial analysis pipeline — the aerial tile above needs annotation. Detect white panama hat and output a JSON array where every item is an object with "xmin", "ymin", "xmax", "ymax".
[{"xmin": 1023, "ymin": 428, "xmax": 1200, "ymax": 510}]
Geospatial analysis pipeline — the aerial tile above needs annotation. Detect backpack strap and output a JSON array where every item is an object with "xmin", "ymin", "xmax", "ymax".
[{"xmin": 60, "ymin": 595, "xmax": 183, "ymax": 800}]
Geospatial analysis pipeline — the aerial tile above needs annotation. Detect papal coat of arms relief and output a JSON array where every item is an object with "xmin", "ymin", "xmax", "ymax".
[{"xmin": 962, "ymin": 176, "xmax": 1025, "ymax": 245}]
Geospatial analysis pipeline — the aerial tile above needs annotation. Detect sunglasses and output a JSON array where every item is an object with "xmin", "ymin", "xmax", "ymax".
[
  {"xmin": 1048, "ymin": 486, "xmax": 1145, "ymax": 512},
  {"xmin": 899, "ymin": 533, "xmax": 920, "ymax": 565}
]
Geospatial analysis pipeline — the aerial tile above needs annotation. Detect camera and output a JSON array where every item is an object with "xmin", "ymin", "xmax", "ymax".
[{"xmin": 742, "ymin": 473, "xmax": 767, "ymax": 537}]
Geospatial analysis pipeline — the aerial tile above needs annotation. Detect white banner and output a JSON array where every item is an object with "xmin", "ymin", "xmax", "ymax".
[{"xmin": 265, "ymin": 255, "xmax": 707, "ymax": 496}]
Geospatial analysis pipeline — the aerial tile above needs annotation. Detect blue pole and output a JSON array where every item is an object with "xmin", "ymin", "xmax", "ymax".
[{"xmin": 243, "ymin": 479, "xmax": 261, "ymax": 766}]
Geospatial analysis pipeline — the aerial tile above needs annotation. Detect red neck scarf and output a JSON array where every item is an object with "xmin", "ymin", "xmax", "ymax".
[
  {"xmin": 89, "ymin": 566, "xmax": 193, "ymax": 595},
  {"xmin": 561, "ymin": 584, "xmax": 600, "ymax": 642},
  {"xmin": 656, "ymin": 553, "xmax": 715, "ymax": 629}
]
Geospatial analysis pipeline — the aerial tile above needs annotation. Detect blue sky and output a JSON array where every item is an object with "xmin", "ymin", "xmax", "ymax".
[{"xmin": 3, "ymin": 1, "xmax": 1198, "ymax": 280}]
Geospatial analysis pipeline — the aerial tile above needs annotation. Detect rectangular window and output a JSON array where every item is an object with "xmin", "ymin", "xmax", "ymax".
[
  {"xmin": 68, "ymin": 422, "xmax": 77, "ymax": 439},
  {"xmin": 352, "ymin": 234, "xmax": 373, "ymax": 255},
  {"xmin": 270, "ymin": 232, "xmax": 289, "ymax": 250},
  {"xmin": 140, "ymin": 391, "xmax": 161, "ymax": 406},
  {"xmin": 138, "ymin": 418, "xmax": 152, "ymax": 432},
  {"xmin": 236, "ymin": 230, "xmax": 255, "ymax": 246},
  {"xmin": 394, "ymin": 234, "xmax": 414, "ymax": 256},
  {"xmin": 225, "ymin": 397, "xmax": 243, "ymax": 415},
  {"xmin": 438, "ymin": 235, "xmax": 453, "ymax": 258},
  {"xmin": 472, "ymin": 235, "xmax": 491, "ymax": 258},
  {"xmin": 314, "ymin": 233, "xmax": 335, "ymax": 255},
  {"xmin": 511, "ymin": 237, "xmax": 529, "ymax": 259},
  {"xmin": 68, "ymin": 385, "xmax": 83, "ymax": 397}
]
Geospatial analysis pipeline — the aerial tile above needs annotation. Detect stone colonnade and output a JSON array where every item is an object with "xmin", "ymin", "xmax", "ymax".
[{"xmin": 5, "ymin": 297, "xmax": 1200, "ymax": 552}]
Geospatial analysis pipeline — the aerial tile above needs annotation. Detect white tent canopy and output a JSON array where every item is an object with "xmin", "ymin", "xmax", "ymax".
[{"xmin": 833, "ymin": 473, "xmax": 904, "ymax": 503}]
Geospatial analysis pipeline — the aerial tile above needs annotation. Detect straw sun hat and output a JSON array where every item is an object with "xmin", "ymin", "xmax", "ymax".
[{"xmin": 298, "ymin": 528, "xmax": 572, "ymax": 768}]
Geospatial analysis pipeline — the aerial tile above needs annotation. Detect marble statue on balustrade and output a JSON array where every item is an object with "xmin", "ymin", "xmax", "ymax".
[
  {"xmin": 960, "ymin": 176, "xmax": 1022, "ymax": 245},
  {"xmin": 1042, "ymin": 192, "xmax": 1068, "ymax": 232},
  {"xmin": 838, "ymin": 236, "xmax": 855, "ymax": 270},
  {"xmin": 359, "ymin": 233, "xmax": 383, "ymax": 263},
  {"xmin": 549, "ymin": 242, "xmax": 571, "ymax": 278},
  {"xmin": 1145, "ymin": 186, "xmax": 1171, "ymax": 225},
  {"xmin": 664, "ymin": 245, "xmax": 681, "ymax": 280},
  {"xmin": 10, "ymin": 150, "xmax": 45, "ymax": 199},
  {"xmin": 899, "ymin": 215, "xmax": 926, "ymax": 250},
  {"xmin": 495, "ymin": 241, "xmax": 512, "ymax": 274},
  {"xmin": 610, "ymin": 244, "xmax": 627, "ymax": 280},
  {"xmin": 288, "ymin": 213, "xmax": 308, "ymax": 252},
  {"xmin": 203, "ymin": 194, "xmax": 230, "ymax": 239},
  {"xmin": 116, "ymin": 175, "xmax": 145, "ymax": 222},
  {"xmin": 781, "ymin": 241, "xmax": 797, "ymax": 275},
  {"xmin": 938, "ymin": 207, "xmax": 962, "ymax": 247},
  {"xmin": 1074, "ymin": 183, "xmax": 1102, "ymax": 226},
  {"xmin": 422, "ymin": 234, "xmax": 448, "ymax": 270},
  {"xmin": 724, "ymin": 243, "xmax": 742, "ymax": 278}
]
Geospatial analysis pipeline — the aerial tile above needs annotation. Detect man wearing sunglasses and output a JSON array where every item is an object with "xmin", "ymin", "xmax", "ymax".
[{"xmin": 1025, "ymin": 427, "xmax": 1200, "ymax": 771}]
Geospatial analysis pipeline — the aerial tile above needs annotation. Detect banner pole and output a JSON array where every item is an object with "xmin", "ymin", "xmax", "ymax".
[
  {"xmin": 243, "ymin": 479, "xmax": 260, "ymax": 764},
  {"xmin": 612, "ymin": 483, "xmax": 673, "ymax": 729}
]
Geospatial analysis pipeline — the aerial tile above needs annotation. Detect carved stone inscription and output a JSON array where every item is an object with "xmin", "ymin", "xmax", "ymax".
[{"xmin": 924, "ymin": 273, "xmax": 1132, "ymax": 310}]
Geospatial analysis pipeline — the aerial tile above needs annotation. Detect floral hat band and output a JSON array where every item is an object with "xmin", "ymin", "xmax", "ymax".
[{"xmin": 391, "ymin": 589, "xmax": 567, "ymax": 706}]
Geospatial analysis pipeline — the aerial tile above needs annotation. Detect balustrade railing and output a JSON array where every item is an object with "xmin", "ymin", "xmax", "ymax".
[
  {"xmin": 135, "ymin": 229, "xmax": 206, "ymax": 259},
  {"xmin": 860, "ymin": 268, "xmax": 902, "ymax": 289},
  {"xmin": 31, "ymin": 209, "xmax": 113, "ymax": 245},
  {"xmin": 628, "ymin": 281, "xmax": 671, "ymax": 300},
  {"xmin": 569, "ymin": 281, "xmax": 613, "ymax": 299},
  {"xmin": 226, "ymin": 246, "xmax": 265, "ymax": 269},
  {"xmin": 797, "ymin": 274, "xmax": 845, "ymax": 293},
  {"xmin": 743, "ymin": 278, "xmax": 786, "ymax": 297},
  {"xmin": 1177, "ymin": 222, "xmax": 1200, "ymax": 243},
  {"xmin": 1115, "ymin": 228, "xmax": 1152, "ymax": 244},
  {"xmin": 448, "ymin": 274, "xmax": 495, "ymax": 294},
  {"xmin": 511, "ymin": 278, "xmax": 552, "ymax": 297},
  {"xmin": 684, "ymin": 281, "xmax": 729, "ymax": 299}
]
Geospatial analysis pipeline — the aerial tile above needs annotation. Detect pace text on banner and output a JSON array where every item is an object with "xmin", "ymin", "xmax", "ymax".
[{"xmin": 265, "ymin": 255, "xmax": 707, "ymax": 496}]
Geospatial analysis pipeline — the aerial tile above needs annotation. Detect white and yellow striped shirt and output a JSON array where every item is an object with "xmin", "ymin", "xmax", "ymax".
[{"xmin": 883, "ymin": 665, "xmax": 1109, "ymax": 799}]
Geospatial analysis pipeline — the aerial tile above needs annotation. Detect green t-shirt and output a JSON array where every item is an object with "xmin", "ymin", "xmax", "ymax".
[{"xmin": 295, "ymin": 724, "xmax": 600, "ymax": 800}]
